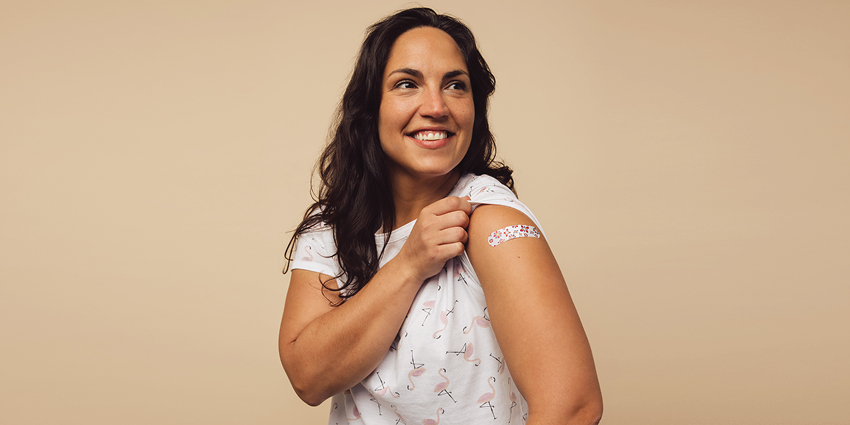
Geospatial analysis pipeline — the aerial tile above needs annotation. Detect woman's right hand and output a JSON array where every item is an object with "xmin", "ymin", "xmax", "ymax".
[
  {"xmin": 281, "ymin": 195, "xmax": 471, "ymax": 405},
  {"xmin": 394, "ymin": 196, "xmax": 472, "ymax": 283}
]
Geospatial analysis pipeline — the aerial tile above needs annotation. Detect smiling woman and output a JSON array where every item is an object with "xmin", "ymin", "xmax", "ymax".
[
  {"xmin": 279, "ymin": 7, "xmax": 602, "ymax": 425},
  {"xmin": 378, "ymin": 27, "xmax": 474, "ymax": 188}
]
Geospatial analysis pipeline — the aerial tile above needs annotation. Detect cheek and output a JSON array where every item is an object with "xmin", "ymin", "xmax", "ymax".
[
  {"xmin": 379, "ymin": 101, "xmax": 408, "ymax": 132},
  {"xmin": 457, "ymin": 98, "xmax": 475, "ymax": 126},
  {"xmin": 378, "ymin": 104, "xmax": 402, "ymax": 150}
]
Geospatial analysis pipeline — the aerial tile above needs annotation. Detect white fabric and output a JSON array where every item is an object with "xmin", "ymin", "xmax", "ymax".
[{"xmin": 290, "ymin": 174, "xmax": 543, "ymax": 425}]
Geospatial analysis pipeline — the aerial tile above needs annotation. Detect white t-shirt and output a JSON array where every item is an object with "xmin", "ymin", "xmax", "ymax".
[{"xmin": 291, "ymin": 174, "xmax": 544, "ymax": 425}]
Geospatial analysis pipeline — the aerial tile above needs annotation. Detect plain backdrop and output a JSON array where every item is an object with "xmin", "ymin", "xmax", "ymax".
[{"xmin": 1, "ymin": 1, "xmax": 848, "ymax": 424}]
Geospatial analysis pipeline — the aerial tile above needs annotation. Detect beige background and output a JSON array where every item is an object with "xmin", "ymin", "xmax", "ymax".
[{"xmin": 1, "ymin": 0, "xmax": 847, "ymax": 424}]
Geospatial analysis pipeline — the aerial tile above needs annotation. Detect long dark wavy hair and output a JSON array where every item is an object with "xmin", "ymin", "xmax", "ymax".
[{"xmin": 283, "ymin": 7, "xmax": 513, "ymax": 304}]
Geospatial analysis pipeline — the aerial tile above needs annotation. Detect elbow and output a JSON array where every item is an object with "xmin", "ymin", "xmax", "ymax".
[
  {"xmin": 566, "ymin": 386, "xmax": 603, "ymax": 425},
  {"xmin": 529, "ymin": 390, "xmax": 603, "ymax": 425},
  {"xmin": 566, "ymin": 390, "xmax": 603, "ymax": 425},
  {"xmin": 280, "ymin": 346, "xmax": 331, "ymax": 407},
  {"xmin": 573, "ymin": 397, "xmax": 603, "ymax": 425},
  {"xmin": 284, "ymin": 365, "xmax": 332, "ymax": 407},
  {"xmin": 292, "ymin": 384, "xmax": 328, "ymax": 407}
]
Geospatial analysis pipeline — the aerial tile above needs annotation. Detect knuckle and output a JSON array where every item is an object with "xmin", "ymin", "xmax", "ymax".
[
  {"xmin": 454, "ymin": 210, "xmax": 469, "ymax": 224},
  {"xmin": 453, "ymin": 227, "xmax": 467, "ymax": 240},
  {"xmin": 451, "ymin": 242, "xmax": 465, "ymax": 256},
  {"xmin": 446, "ymin": 196, "xmax": 460, "ymax": 209}
]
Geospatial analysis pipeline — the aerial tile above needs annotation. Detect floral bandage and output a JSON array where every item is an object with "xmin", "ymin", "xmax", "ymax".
[{"xmin": 487, "ymin": 224, "xmax": 540, "ymax": 247}]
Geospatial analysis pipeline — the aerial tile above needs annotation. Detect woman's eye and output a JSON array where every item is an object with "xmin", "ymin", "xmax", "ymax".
[
  {"xmin": 446, "ymin": 81, "xmax": 468, "ymax": 91},
  {"xmin": 395, "ymin": 80, "xmax": 416, "ymax": 89}
]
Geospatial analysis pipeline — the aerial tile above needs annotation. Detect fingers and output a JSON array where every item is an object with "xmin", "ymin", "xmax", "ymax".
[
  {"xmin": 458, "ymin": 196, "xmax": 472, "ymax": 216},
  {"xmin": 397, "ymin": 196, "xmax": 472, "ymax": 282},
  {"xmin": 421, "ymin": 197, "xmax": 471, "ymax": 231},
  {"xmin": 442, "ymin": 210, "xmax": 470, "ymax": 230},
  {"xmin": 438, "ymin": 241, "xmax": 466, "ymax": 259},
  {"xmin": 426, "ymin": 196, "xmax": 472, "ymax": 217},
  {"xmin": 431, "ymin": 226, "xmax": 468, "ymax": 246}
]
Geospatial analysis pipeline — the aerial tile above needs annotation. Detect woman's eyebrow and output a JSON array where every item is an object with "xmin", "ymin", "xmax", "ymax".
[
  {"xmin": 443, "ymin": 70, "xmax": 469, "ymax": 79},
  {"xmin": 386, "ymin": 68, "xmax": 470, "ymax": 80},
  {"xmin": 387, "ymin": 68, "xmax": 423, "ymax": 78}
]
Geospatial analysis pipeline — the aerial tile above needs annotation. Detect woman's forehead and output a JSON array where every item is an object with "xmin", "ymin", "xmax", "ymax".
[{"xmin": 384, "ymin": 27, "xmax": 467, "ymax": 75}]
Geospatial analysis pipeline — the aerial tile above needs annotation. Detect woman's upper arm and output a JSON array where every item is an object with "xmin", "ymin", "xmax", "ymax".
[
  {"xmin": 281, "ymin": 228, "xmax": 342, "ymax": 349},
  {"xmin": 279, "ymin": 269, "xmax": 340, "ymax": 359},
  {"xmin": 466, "ymin": 205, "xmax": 602, "ymax": 423}
]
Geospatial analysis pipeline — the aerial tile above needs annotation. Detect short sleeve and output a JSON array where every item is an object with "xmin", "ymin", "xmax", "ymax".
[
  {"xmin": 456, "ymin": 174, "xmax": 546, "ymax": 290},
  {"xmin": 289, "ymin": 225, "xmax": 340, "ymax": 279},
  {"xmin": 459, "ymin": 175, "xmax": 545, "ymax": 238}
]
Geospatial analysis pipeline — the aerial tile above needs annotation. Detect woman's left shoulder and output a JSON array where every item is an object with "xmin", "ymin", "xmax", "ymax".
[
  {"xmin": 458, "ymin": 174, "xmax": 545, "ymax": 239},
  {"xmin": 456, "ymin": 173, "xmax": 516, "ymax": 201},
  {"xmin": 468, "ymin": 204, "xmax": 539, "ymax": 242}
]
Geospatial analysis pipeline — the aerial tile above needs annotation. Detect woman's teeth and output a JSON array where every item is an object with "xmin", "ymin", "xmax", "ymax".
[{"xmin": 412, "ymin": 131, "xmax": 448, "ymax": 141}]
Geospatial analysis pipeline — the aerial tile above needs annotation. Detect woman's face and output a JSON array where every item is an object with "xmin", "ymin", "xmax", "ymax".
[{"xmin": 378, "ymin": 26, "xmax": 474, "ymax": 182}]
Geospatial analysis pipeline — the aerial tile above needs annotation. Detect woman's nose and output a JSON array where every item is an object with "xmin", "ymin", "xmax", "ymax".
[{"xmin": 419, "ymin": 87, "xmax": 448, "ymax": 118}]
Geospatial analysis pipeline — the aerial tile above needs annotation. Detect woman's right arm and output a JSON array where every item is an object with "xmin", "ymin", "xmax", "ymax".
[
  {"xmin": 279, "ymin": 266, "xmax": 420, "ymax": 406},
  {"xmin": 279, "ymin": 196, "xmax": 471, "ymax": 406}
]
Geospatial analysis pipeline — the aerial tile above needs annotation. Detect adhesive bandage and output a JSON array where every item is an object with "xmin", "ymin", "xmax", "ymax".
[{"xmin": 487, "ymin": 224, "xmax": 540, "ymax": 247}]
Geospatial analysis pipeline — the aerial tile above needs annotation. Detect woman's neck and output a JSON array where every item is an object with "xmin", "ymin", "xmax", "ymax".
[{"xmin": 389, "ymin": 170, "xmax": 461, "ymax": 230}]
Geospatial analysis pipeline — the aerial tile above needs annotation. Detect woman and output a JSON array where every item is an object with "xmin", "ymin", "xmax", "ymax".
[{"xmin": 280, "ymin": 7, "xmax": 602, "ymax": 425}]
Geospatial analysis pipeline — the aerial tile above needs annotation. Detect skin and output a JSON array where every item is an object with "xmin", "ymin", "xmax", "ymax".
[
  {"xmin": 378, "ymin": 26, "xmax": 474, "ymax": 225},
  {"xmin": 279, "ymin": 26, "xmax": 602, "ymax": 424},
  {"xmin": 467, "ymin": 205, "xmax": 602, "ymax": 424},
  {"xmin": 279, "ymin": 26, "xmax": 474, "ymax": 406}
]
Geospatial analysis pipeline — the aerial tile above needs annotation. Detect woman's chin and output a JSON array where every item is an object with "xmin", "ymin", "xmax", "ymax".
[{"xmin": 390, "ymin": 162, "xmax": 462, "ymax": 181}]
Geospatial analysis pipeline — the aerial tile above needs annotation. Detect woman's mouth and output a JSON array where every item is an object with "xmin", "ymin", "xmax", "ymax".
[
  {"xmin": 408, "ymin": 130, "xmax": 454, "ymax": 148},
  {"xmin": 411, "ymin": 130, "xmax": 450, "ymax": 141}
]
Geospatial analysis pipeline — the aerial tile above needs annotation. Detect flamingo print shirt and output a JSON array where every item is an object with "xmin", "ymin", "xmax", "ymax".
[{"xmin": 291, "ymin": 174, "xmax": 545, "ymax": 425}]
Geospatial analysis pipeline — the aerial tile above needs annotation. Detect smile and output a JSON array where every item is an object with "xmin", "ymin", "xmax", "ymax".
[{"xmin": 410, "ymin": 130, "xmax": 452, "ymax": 141}]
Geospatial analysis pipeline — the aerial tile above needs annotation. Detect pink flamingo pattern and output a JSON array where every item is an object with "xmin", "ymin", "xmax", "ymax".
[
  {"xmin": 347, "ymin": 404, "xmax": 361, "ymax": 421},
  {"xmin": 454, "ymin": 261, "xmax": 469, "ymax": 286},
  {"xmin": 477, "ymin": 376, "xmax": 497, "ymax": 419},
  {"xmin": 374, "ymin": 372, "xmax": 400, "ymax": 398},
  {"xmin": 462, "ymin": 307, "xmax": 491, "ymax": 334},
  {"xmin": 490, "ymin": 353, "xmax": 506, "ymax": 375},
  {"xmin": 369, "ymin": 395, "xmax": 383, "ymax": 415},
  {"xmin": 437, "ymin": 264, "xmax": 448, "ymax": 290},
  {"xmin": 300, "ymin": 244, "xmax": 314, "ymax": 261},
  {"xmin": 391, "ymin": 404, "xmax": 407, "ymax": 425},
  {"xmin": 407, "ymin": 367, "xmax": 426, "ymax": 390},
  {"xmin": 434, "ymin": 368, "xmax": 457, "ymax": 403},
  {"xmin": 475, "ymin": 185, "xmax": 496, "ymax": 196},
  {"xmin": 432, "ymin": 300, "xmax": 458, "ymax": 339},
  {"xmin": 407, "ymin": 350, "xmax": 426, "ymax": 390},
  {"xmin": 433, "ymin": 311, "xmax": 449, "ymax": 339},
  {"xmin": 291, "ymin": 174, "xmax": 536, "ymax": 425},
  {"xmin": 464, "ymin": 343, "xmax": 482, "ymax": 365},
  {"xmin": 508, "ymin": 377, "xmax": 518, "ymax": 423},
  {"xmin": 422, "ymin": 407, "xmax": 444, "ymax": 425},
  {"xmin": 376, "ymin": 385, "xmax": 401, "ymax": 398},
  {"xmin": 421, "ymin": 300, "xmax": 435, "ymax": 326},
  {"xmin": 446, "ymin": 342, "xmax": 481, "ymax": 366}
]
